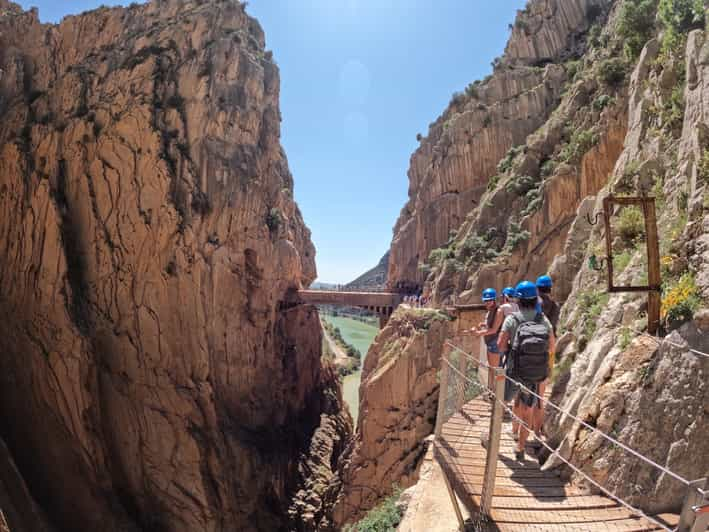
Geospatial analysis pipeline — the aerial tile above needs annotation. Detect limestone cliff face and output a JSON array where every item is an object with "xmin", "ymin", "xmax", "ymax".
[
  {"xmin": 0, "ymin": 1, "xmax": 349, "ymax": 531},
  {"xmin": 544, "ymin": 30, "xmax": 709, "ymax": 513},
  {"xmin": 379, "ymin": 0, "xmax": 709, "ymax": 524},
  {"xmin": 388, "ymin": 0, "xmax": 611, "ymax": 288},
  {"xmin": 331, "ymin": 308, "xmax": 450, "ymax": 526}
]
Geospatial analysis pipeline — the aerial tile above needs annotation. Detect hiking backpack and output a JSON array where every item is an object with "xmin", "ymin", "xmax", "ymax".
[{"xmin": 509, "ymin": 312, "xmax": 550, "ymax": 382}]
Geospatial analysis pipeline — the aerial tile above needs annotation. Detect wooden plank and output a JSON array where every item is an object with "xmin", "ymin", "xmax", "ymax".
[
  {"xmin": 487, "ymin": 495, "xmax": 620, "ymax": 511},
  {"xmin": 491, "ymin": 506, "xmax": 643, "ymax": 524},
  {"xmin": 496, "ymin": 518, "xmax": 664, "ymax": 531},
  {"xmin": 437, "ymin": 395, "xmax": 673, "ymax": 531}
]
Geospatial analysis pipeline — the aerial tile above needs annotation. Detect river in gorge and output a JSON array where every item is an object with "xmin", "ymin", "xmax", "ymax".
[{"xmin": 319, "ymin": 313, "xmax": 379, "ymax": 423}]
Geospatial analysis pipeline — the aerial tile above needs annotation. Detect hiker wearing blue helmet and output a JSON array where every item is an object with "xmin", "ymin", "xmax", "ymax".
[
  {"xmin": 534, "ymin": 275, "xmax": 560, "ymax": 438},
  {"xmin": 500, "ymin": 286, "xmax": 519, "ymax": 318},
  {"xmin": 471, "ymin": 288, "xmax": 504, "ymax": 393},
  {"xmin": 498, "ymin": 280, "xmax": 555, "ymax": 461},
  {"xmin": 536, "ymin": 275, "xmax": 560, "ymax": 335}
]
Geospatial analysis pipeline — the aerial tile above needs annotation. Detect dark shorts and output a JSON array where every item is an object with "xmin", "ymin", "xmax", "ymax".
[
  {"xmin": 485, "ymin": 337, "xmax": 499, "ymax": 354},
  {"xmin": 517, "ymin": 381, "xmax": 540, "ymax": 408}
]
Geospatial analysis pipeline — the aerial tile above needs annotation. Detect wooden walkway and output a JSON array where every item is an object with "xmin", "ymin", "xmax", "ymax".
[{"xmin": 435, "ymin": 396, "xmax": 680, "ymax": 531}]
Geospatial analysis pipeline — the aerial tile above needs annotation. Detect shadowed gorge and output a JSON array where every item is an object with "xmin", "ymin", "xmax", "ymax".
[{"xmin": 0, "ymin": 0, "xmax": 349, "ymax": 530}]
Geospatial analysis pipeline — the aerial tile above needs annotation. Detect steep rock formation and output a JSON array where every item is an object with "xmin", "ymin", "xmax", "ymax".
[
  {"xmin": 388, "ymin": 0, "xmax": 610, "ymax": 288},
  {"xmin": 0, "ymin": 438, "xmax": 54, "ymax": 532},
  {"xmin": 0, "ymin": 1, "xmax": 349, "ymax": 531},
  {"xmin": 331, "ymin": 308, "xmax": 450, "ymax": 526},
  {"xmin": 345, "ymin": 251, "xmax": 389, "ymax": 291},
  {"xmin": 543, "ymin": 29, "xmax": 709, "ymax": 512},
  {"xmin": 378, "ymin": 0, "xmax": 709, "ymax": 524}
]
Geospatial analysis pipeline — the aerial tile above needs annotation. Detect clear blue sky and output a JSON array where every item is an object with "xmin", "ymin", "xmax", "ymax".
[{"xmin": 19, "ymin": 0, "xmax": 526, "ymax": 284}]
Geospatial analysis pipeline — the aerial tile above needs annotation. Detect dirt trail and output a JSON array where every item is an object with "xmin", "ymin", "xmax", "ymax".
[{"xmin": 320, "ymin": 317, "xmax": 350, "ymax": 369}]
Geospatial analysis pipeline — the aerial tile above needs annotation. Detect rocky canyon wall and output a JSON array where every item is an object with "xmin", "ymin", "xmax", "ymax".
[
  {"xmin": 380, "ymin": 0, "xmax": 709, "ymax": 524},
  {"xmin": 331, "ymin": 308, "xmax": 450, "ymax": 526},
  {"xmin": 388, "ymin": 0, "xmax": 611, "ymax": 288},
  {"xmin": 0, "ymin": 1, "xmax": 349, "ymax": 531}
]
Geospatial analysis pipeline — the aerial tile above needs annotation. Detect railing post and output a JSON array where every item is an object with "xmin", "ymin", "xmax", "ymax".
[
  {"xmin": 480, "ymin": 367, "xmax": 505, "ymax": 517},
  {"xmin": 435, "ymin": 343, "xmax": 451, "ymax": 439},
  {"xmin": 679, "ymin": 478, "xmax": 708, "ymax": 532}
]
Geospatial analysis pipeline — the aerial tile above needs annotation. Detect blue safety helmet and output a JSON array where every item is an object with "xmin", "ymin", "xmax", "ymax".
[
  {"xmin": 536, "ymin": 275, "xmax": 553, "ymax": 289},
  {"xmin": 502, "ymin": 286, "xmax": 516, "ymax": 298},
  {"xmin": 515, "ymin": 280, "xmax": 538, "ymax": 300},
  {"xmin": 482, "ymin": 288, "xmax": 497, "ymax": 302}
]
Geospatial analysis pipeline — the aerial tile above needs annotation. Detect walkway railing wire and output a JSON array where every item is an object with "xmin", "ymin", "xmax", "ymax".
[
  {"xmin": 438, "ymin": 340, "xmax": 704, "ymax": 531},
  {"xmin": 445, "ymin": 340, "xmax": 697, "ymax": 491}
]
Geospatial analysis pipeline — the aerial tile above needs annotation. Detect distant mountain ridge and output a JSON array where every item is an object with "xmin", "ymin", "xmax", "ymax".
[{"xmin": 345, "ymin": 251, "xmax": 389, "ymax": 291}]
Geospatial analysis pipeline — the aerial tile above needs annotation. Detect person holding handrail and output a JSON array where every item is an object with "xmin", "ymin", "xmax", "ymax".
[
  {"xmin": 497, "ymin": 281, "xmax": 555, "ymax": 461},
  {"xmin": 471, "ymin": 288, "xmax": 504, "ymax": 394}
]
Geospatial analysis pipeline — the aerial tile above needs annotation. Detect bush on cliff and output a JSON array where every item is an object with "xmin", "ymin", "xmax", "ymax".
[
  {"xmin": 597, "ymin": 58, "xmax": 627, "ymax": 86},
  {"xmin": 658, "ymin": 0, "xmax": 705, "ymax": 53},
  {"xmin": 617, "ymin": 0, "xmax": 658, "ymax": 59},
  {"xmin": 343, "ymin": 489, "xmax": 402, "ymax": 532}
]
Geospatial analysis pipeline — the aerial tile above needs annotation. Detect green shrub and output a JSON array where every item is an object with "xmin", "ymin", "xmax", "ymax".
[
  {"xmin": 540, "ymin": 159, "xmax": 556, "ymax": 177},
  {"xmin": 520, "ymin": 188, "xmax": 542, "ymax": 217},
  {"xmin": 598, "ymin": 58, "xmax": 627, "ymax": 86},
  {"xmin": 617, "ymin": 0, "xmax": 658, "ymax": 59},
  {"xmin": 660, "ymin": 85, "xmax": 685, "ymax": 131},
  {"xmin": 465, "ymin": 82, "xmax": 479, "ymax": 98},
  {"xmin": 428, "ymin": 246, "xmax": 454, "ymax": 266},
  {"xmin": 457, "ymin": 233, "xmax": 499, "ymax": 264},
  {"xmin": 579, "ymin": 290, "xmax": 610, "ymax": 338},
  {"xmin": 506, "ymin": 174, "xmax": 538, "ymax": 195},
  {"xmin": 497, "ymin": 145, "xmax": 523, "ymax": 174},
  {"xmin": 343, "ymin": 490, "xmax": 403, "ymax": 532},
  {"xmin": 487, "ymin": 173, "xmax": 502, "ymax": 191},
  {"xmin": 658, "ymin": 0, "xmax": 705, "ymax": 53},
  {"xmin": 616, "ymin": 205, "xmax": 645, "ymax": 245},
  {"xmin": 593, "ymin": 94, "xmax": 615, "ymax": 111},
  {"xmin": 559, "ymin": 129, "xmax": 599, "ymax": 163},
  {"xmin": 618, "ymin": 326, "xmax": 633, "ymax": 350},
  {"xmin": 505, "ymin": 221, "xmax": 530, "ymax": 251},
  {"xmin": 266, "ymin": 207, "xmax": 282, "ymax": 232},
  {"xmin": 565, "ymin": 59, "xmax": 581, "ymax": 82},
  {"xmin": 613, "ymin": 249, "xmax": 632, "ymax": 272},
  {"xmin": 587, "ymin": 23, "xmax": 602, "ymax": 48}
]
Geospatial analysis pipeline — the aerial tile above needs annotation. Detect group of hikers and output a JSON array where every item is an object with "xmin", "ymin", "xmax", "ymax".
[{"xmin": 467, "ymin": 275, "xmax": 560, "ymax": 461}]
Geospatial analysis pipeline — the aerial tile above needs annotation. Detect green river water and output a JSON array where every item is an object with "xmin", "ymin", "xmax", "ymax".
[{"xmin": 320, "ymin": 314, "xmax": 379, "ymax": 423}]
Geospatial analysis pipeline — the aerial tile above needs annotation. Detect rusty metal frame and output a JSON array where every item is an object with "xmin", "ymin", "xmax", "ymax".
[{"xmin": 602, "ymin": 195, "xmax": 662, "ymax": 334}]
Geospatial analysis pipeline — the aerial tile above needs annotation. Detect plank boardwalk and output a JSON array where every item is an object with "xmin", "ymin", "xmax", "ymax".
[{"xmin": 435, "ymin": 397, "xmax": 680, "ymax": 532}]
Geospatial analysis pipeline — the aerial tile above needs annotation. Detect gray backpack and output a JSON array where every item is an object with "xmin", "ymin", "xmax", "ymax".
[{"xmin": 509, "ymin": 312, "xmax": 549, "ymax": 382}]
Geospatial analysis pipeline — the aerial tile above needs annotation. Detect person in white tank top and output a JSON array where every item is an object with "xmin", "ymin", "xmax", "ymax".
[{"xmin": 500, "ymin": 286, "xmax": 519, "ymax": 317}]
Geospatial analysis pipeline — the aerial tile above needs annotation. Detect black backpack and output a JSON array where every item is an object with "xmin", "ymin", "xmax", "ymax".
[{"xmin": 509, "ymin": 312, "xmax": 549, "ymax": 383}]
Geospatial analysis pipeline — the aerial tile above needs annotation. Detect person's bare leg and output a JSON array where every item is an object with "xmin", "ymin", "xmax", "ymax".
[
  {"xmin": 516, "ymin": 403, "xmax": 530, "ymax": 458},
  {"xmin": 487, "ymin": 353, "xmax": 500, "ymax": 393},
  {"xmin": 512, "ymin": 395, "xmax": 521, "ymax": 436},
  {"xmin": 534, "ymin": 380, "xmax": 547, "ymax": 436}
]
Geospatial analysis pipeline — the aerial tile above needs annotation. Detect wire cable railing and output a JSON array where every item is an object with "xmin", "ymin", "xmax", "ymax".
[
  {"xmin": 445, "ymin": 340, "xmax": 697, "ymax": 490},
  {"xmin": 437, "ymin": 339, "xmax": 707, "ymax": 531}
]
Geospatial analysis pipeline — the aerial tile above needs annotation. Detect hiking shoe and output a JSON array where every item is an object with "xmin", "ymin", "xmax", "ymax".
[
  {"xmin": 480, "ymin": 432, "xmax": 489, "ymax": 449},
  {"xmin": 515, "ymin": 449, "xmax": 525, "ymax": 462}
]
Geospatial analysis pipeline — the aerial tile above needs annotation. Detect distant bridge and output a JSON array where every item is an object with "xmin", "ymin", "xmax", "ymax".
[{"xmin": 295, "ymin": 290, "xmax": 404, "ymax": 326}]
